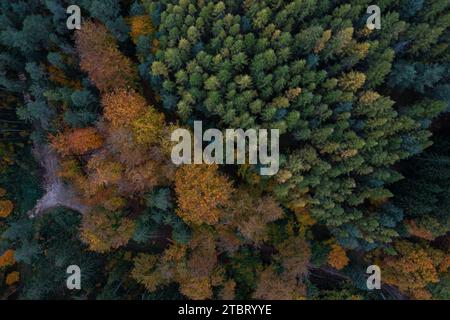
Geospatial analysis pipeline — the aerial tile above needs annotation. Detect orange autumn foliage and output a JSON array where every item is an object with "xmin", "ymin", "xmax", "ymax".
[
  {"xmin": 75, "ymin": 21, "xmax": 137, "ymax": 92},
  {"xmin": 405, "ymin": 219, "xmax": 435, "ymax": 241},
  {"xmin": 0, "ymin": 249, "xmax": 15, "ymax": 268},
  {"xmin": 381, "ymin": 241, "xmax": 441, "ymax": 295},
  {"xmin": 411, "ymin": 288, "xmax": 433, "ymax": 300},
  {"xmin": 0, "ymin": 199, "xmax": 14, "ymax": 218},
  {"xmin": 328, "ymin": 244, "xmax": 349, "ymax": 270},
  {"xmin": 55, "ymin": 91, "xmax": 175, "ymax": 212},
  {"xmin": 175, "ymin": 164, "xmax": 233, "ymax": 225},
  {"xmin": 51, "ymin": 127, "xmax": 103, "ymax": 156},
  {"xmin": 128, "ymin": 15, "xmax": 154, "ymax": 44},
  {"xmin": 5, "ymin": 271, "xmax": 20, "ymax": 286},
  {"xmin": 102, "ymin": 90, "xmax": 147, "ymax": 128}
]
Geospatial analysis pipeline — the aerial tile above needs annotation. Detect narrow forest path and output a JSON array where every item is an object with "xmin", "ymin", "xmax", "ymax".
[
  {"xmin": 308, "ymin": 265, "xmax": 408, "ymax": 300},
  {"xmin": 28, "ymin": 144, "xmax": 89, "ymax": 218}
]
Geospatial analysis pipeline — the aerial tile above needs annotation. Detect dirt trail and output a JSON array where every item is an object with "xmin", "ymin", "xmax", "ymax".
[{"xmin": 28, "ymin": 144, "xmax": 89, "ymax": 218}]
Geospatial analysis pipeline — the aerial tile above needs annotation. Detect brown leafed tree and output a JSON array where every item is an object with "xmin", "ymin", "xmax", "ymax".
[
  {"xmin": 50, "ymin": 127, "xmax": 103, "ymax": 156},
  {"xmin": 253, "ymin": 267, "xmax": 305, "ymax": 300},
  {"xmin": 175, "ymin": 164, "xmax": 233, "ymax": 225},
  {"xmin": 0, "ymin": 199, "xmax": 14, "ymax": 218},
  {"xmin": 219, "ymin": 280, "xmax": 236, "ymax": 300},
  {"xmin": 226, "ymin": 190, "xmax": 284, "ymax": 244},
  {"xmin": 86, "ymin": 152, "xmax": 123, "ymax": 192},
  {"xmin": 187, "ymin": 230, "xmax": 217, "ymax": 278},
  {"xmin": 128, "ymin": 15, "xmax": 154, "ymax": 44},
  {"xmin": 102, "ymin": 90, "xmax": 147, "ymax": 128},
  {"xmin": 0, "ymin": 249, "xmax": 15, "ymax": 268},
  {"xmin": 379, "ymin": 241, "xmax": 445, "ymax": 298},
  {"xmin": 327, "ymin": 243, "xmax": 349, "ymax": 270},
  {"xmin": 275, "ymin": 236, "xmax": 311, "ymax": 279},
  {"xmin": 75, "ymin": 21, "xmax": 137, "ymax": 92}
]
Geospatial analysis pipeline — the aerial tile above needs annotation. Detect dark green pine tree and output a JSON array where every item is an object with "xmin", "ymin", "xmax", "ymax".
[
  {"xmin": 147, "ymin": 0, "xmax": 449, "ymax": 248},
  {"xmin": 392, "ymin": 138, "xmax": 450, "ymax": 239}
]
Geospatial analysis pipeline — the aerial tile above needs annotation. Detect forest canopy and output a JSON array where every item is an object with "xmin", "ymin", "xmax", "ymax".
[{"xmin": 0, "ymin": 0, "xmax": 449, "ymax": 300}]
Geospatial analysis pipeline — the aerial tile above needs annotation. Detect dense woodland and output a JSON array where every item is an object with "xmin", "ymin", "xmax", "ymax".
[{"xmin": 0, "ymin": 0, "xmax": 449, "ymax": 300}]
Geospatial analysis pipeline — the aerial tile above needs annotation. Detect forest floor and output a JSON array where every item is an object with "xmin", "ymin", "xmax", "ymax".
[{"xmin": 27, "ymin": 143, "xmax": 89, "ymax": 218}]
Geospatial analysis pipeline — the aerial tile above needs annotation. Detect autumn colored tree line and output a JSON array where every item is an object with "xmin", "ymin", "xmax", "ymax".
[{"xmin": 0, "ymin": 0, "xmax": 449, "ymax": 300}]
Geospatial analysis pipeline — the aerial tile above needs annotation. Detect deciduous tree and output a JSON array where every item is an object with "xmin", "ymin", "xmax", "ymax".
[
  {"xmin": 327, "ymin": 243, "xmax": 349, "ymax": 270},
  {"xmin": 175, "ymin": 164, "xmax": 233, "ymax": 225},
  {"xmin": 102, "ymin": 90, "xmax": 147, "ymax": 128},
  {"xmin": 80, "ymin": 208, "xmax": 135, "ymax": 253},
  {"xmin": 0, "ymin": 249, "xmax": 15, "ymax": 268},
  {"xmin": 75, "ymin": 21, "xmax": 137, "ymax": 92},
  {"xmin": 50, "ymin": 127, "xmax": 103, "ymax": 156},
  {"xmin": 0, "ymin": 199, "xmax": 13, "ymax": 218}
]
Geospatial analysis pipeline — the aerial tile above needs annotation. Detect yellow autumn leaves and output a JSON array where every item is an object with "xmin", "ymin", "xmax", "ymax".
[
  {"xmin": 0, "ymin": 187, "xmax": 13, "ymax": 218},
  {"xmin": 0, "ymin": 250, "xmax": 19, "ymax": 286}
]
